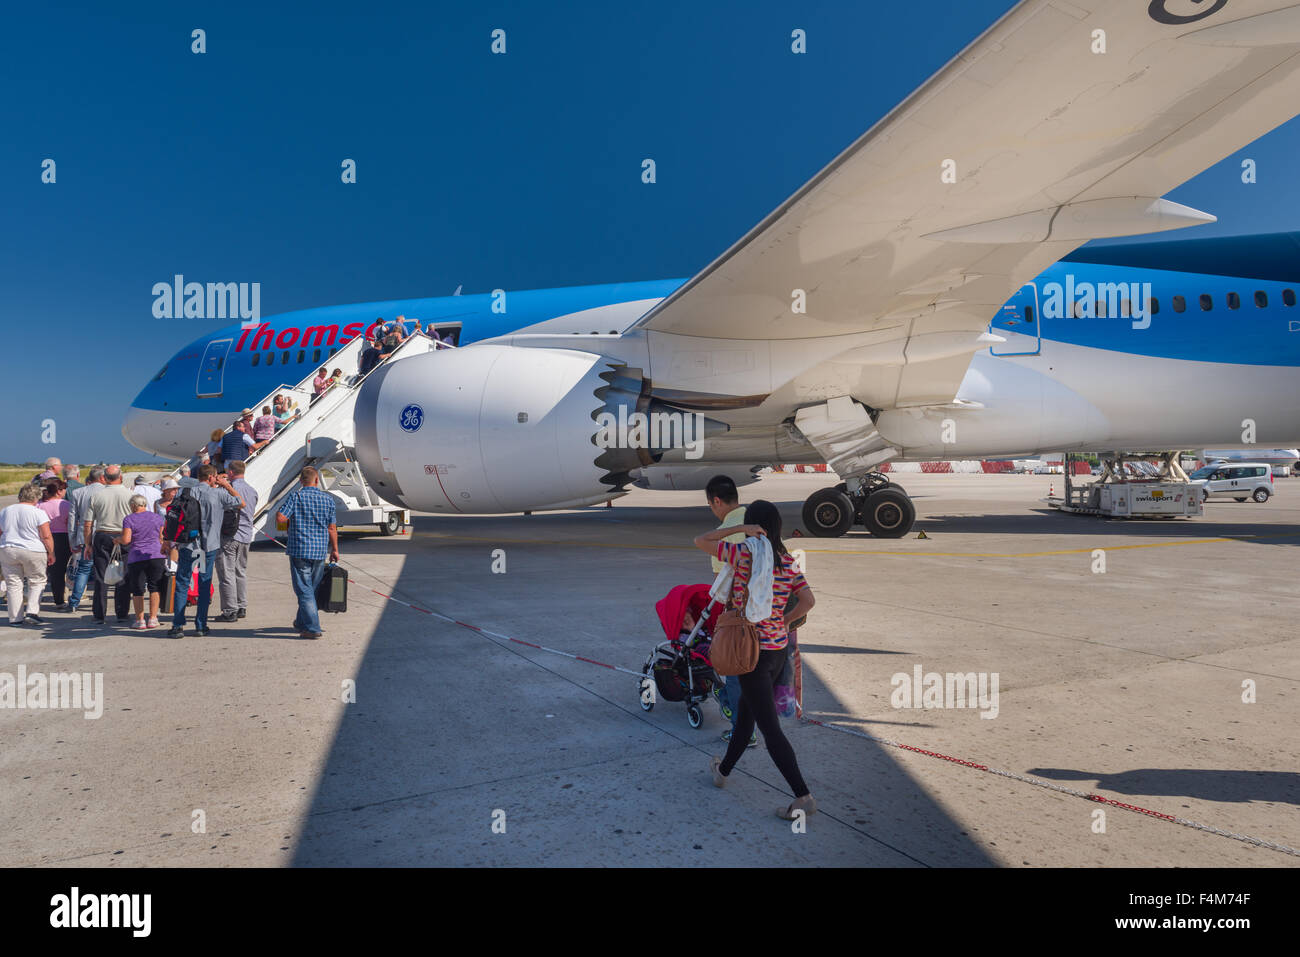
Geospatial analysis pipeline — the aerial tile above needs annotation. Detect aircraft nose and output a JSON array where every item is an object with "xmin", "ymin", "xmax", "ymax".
[{"xmin": 121, "ymin": 405, "xmax": 157, "ymax": 454}]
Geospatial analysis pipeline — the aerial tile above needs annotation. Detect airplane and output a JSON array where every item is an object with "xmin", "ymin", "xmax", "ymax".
[{"xmin": 125, "ymin": 0, "xmax": 1300, "ymax": 539}]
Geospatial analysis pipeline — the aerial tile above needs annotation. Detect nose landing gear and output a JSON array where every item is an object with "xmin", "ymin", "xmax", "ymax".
[{"xmin": 800, "ymin": 473, "xmax": 916, "ymax": 538}]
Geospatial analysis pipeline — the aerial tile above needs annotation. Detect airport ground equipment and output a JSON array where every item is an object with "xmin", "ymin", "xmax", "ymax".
[
  {"xmin": 1047, "ymin": 451, "xmax": 1202, "ymax": 519},
  {"xmin": 165, "ymin": 331, "xmax": 444, "ymax": 538}
]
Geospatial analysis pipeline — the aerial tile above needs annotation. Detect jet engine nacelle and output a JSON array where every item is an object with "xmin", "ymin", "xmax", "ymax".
[{"xmin": 353, "ymin": 344, "xmax": 718, "ymax": 513}]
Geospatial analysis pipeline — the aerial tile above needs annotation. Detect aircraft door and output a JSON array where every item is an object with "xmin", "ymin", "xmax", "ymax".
[
  {"xmin": 429, "ymin": 322, "xmax": 461, "ymax": 346},
  {"xmin": 197, "ymin": 338, "xmax": 232, "ymax": 397},
  {"xmin": 989, "ymin": 283, "xmax": 1040, "ymax": 357}
]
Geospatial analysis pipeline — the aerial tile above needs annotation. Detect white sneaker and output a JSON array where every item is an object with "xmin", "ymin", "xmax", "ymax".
[{"xmin": 132, "ymin": 619, "xmax": 147, "ymax": 630}]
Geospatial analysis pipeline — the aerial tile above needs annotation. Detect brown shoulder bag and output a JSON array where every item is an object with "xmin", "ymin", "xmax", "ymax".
[{"xmin": 709, "ymin": 576, "xmax": 761, "ymax": 677}]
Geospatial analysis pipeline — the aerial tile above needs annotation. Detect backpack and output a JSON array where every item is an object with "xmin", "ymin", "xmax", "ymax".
[
  {"xmin": 164, "ymin": 488, "xmax": 203, "ymax": 543},
  {"xmin": 220, "ymin": 503, "xmax": 240, "ymax": 539}
]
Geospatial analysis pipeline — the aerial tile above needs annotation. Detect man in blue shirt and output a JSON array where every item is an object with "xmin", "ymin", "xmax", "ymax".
[
  {"xmin": 276, "ymin": 466, "xmax": 339, "ymax": 639},
  {"xmin": 168, "ymin": 465, "xmax": 245, "ymax": 638}
]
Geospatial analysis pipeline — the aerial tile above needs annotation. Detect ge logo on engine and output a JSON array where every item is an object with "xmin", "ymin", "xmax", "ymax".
[
  {"xmin": 399, "ymin": 404, "xmax": 424, "ymax": 433},
  {"xmin": 1148, "ymin": 0, "xmax": 1228, "ymax": 25}
]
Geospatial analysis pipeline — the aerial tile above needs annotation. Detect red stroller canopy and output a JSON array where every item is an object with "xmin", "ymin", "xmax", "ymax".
[{"xmin": 655, "ymin": 583, "xmax": 717, "ymax": 642}]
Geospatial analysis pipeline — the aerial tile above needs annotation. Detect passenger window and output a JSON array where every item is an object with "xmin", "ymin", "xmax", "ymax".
[
  {"xmin": 297, "ymin": 349, "xmax": 305, "ymax": 363},
  {"xmin": 266, "ymin": 352, "xmax": 274, "ymax": 366},
  {"xmin": 1199, "ymin": 294, "xmax": 1212, "ymax": 311},
  {"xmin": 282, "ymin": 351, "xmax": 290, "ymax": 364},
  {"xmin": 1285, "ymin": 289, "xmax": 1296, "ymax": 307},
  {"xmin": 328, "ymin": 347, "xmax": 338, "ymax": 357},
  {"xmin": 1255, "ymin": 290, "xmax": 1268, "ymax": 308},
  {"xmin": 1172, "ymin": 295, "xmax": 1186, "ymax": 313},
  {"xmin": 1227, "ymin": 292, "xmax": 1240, "ymax": 309},
  {"xmin": 217, "ymin": 357, "xmax": 224, "ymax": 369},
  {"xmin": 251, "ymin": 353, "xmax": 260, "ymax": 366},
  {"xmin": 1023, "ymin": 305, "xmax": 1034, "ymax": 322},
  {"xmin": 313, "ymin": 349, "xmax": 321, "ymax": 363}
]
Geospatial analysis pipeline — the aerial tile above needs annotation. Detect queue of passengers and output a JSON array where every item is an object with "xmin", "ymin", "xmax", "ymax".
[
  {"xmin": 0, "ymin": 457, "xmax": 257, "ymax": 636},
  {"xmin": 2, "ymin": 456, "xmax": 336, "ymax": 641},
  {"xmin": 358, "ymin": 315, "xmax": 453, "ymax": 375}
]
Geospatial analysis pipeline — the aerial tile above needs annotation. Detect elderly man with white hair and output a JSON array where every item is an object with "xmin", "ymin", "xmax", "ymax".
[{"xmin": 34, "ymin": 457, "xmax": 62, "ymax": 483}]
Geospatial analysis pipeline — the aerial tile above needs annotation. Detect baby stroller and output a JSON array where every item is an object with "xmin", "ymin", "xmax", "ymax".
[{"xmin": 638, "ymin": 570, "xmax": 729, "ymax": 728}]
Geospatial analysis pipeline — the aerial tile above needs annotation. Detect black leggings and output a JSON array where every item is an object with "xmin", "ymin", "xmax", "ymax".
[
  {"xmin": 719, "ymin": 646, "xmax": 809, "ymax": 797},
  {"xmin": 49, "ymin": 532, "xmax": 70, "ymax": 604}
]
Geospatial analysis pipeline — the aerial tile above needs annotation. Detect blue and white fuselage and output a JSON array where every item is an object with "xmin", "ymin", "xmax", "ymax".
[{"xmin": 124, "ymin": 234, "xmax": 1300, "ymax": 465}]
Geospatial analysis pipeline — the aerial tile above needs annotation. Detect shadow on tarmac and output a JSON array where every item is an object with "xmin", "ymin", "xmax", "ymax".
[
  {"xmin": 1029, "ymin": 767, "xmax": 1300, "ymax": 807},
  {"xmin": 290, "ymin": 502, "xmax": 997, "ymax": 866}
]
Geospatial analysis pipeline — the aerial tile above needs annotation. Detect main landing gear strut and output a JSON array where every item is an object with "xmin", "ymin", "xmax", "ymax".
[{"xmin": 800, "ymin": 472, "xmax": 916, "ymax": 538}]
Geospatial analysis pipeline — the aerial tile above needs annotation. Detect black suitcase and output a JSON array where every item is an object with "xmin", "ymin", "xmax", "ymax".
[{"xmin": 315, "ymin": 563, "xmax": 348, "ymax": 613}]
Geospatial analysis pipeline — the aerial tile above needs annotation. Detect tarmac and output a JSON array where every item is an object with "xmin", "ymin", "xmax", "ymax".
[{"xmin": 1, "ymin": 471, "xmax": 1297, "ymax": 867}]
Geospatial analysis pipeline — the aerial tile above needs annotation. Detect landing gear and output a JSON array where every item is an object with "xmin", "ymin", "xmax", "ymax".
[
  {"xmin": 802, "ymin": 488, "xmax": 855, "ymax": 537},
  {"xmin": 860, "ymin": 487, "xmax": 915, "ymax": 537},
  {"xmin": 801, "ymin": 472, "xmax": 916, "ymax": 539}
]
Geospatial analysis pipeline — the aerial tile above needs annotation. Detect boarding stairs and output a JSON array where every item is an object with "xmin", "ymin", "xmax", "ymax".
[{"xmin": 166, "ymin": 330, "xmax": 449, "ymax": 538}]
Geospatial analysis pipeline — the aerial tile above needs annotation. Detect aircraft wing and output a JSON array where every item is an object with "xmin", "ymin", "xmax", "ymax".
[{"xmin": 631, "ymin": 0, "xmax": 1300, "ymax": 409}]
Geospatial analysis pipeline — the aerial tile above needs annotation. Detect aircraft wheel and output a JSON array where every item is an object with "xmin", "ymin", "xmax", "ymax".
[
  {"xmin": 861, "ymin": 487, "xmax": 915, "ymax": 538},
  {"xmin": 802, "ymin": 488, "xmax": 855, "ymax": 538}
]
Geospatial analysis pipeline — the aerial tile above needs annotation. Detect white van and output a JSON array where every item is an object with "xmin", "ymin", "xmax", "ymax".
[{"xmin": 1188, "ymin": 463, "xmax": 1274, "ymax": 503}]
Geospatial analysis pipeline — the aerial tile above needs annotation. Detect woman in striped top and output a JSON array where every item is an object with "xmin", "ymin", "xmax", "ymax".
[{"xmin": 694, "ymin": 499, "xmax": 817, "ymax": 820}]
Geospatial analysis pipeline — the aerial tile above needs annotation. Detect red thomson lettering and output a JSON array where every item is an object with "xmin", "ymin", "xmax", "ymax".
[
  {"xmin": 251, "ymin": 324, "xmax": 275, "ymax": 351},
  {"xmin": 276, "ymin": 327, "xmax": 299, "ymax": 349},
  {"xmin": 301, "ymin": 324, "xmax": 339, "ymax": 348},
  {"xmin": 340, "ymin": 321, "xmax": 364, "ymax": 343}
]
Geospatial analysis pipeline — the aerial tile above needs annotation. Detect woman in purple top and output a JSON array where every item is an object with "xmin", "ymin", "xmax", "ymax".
[
  {"xmin": 115, "ymin": 495, "xmax": 167, "ymax": 629},
  {"xmin": 36, "ymin": 480, "xmax": 71, "ymax": 609}
]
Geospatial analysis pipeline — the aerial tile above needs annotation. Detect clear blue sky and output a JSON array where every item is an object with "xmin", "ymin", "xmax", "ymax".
[{"xmin": 3, "ymin": 0, "xmax": 1299, "ymax": 463}]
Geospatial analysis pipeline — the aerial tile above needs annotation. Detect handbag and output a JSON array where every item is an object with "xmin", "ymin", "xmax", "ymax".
[
  {"xmin": 709, "ymin": 577, "xmax": 761, "ymax": 677},
  {"xmin": 103, "ymin": 544, "xmax": 126, "ymax": 586}
]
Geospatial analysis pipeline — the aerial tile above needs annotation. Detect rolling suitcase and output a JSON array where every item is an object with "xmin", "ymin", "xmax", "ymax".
[{"xmin": 315, "ymin": 563, "xmax": 348, "ymax": 613}]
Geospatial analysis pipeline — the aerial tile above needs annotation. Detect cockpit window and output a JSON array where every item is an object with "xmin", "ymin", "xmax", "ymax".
[{"xmin": 152, "ymin": 363, "xmax": 168, "ymax": 381}]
